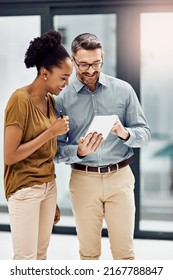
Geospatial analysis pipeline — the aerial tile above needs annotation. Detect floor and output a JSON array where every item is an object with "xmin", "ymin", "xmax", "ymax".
[
  {"xmin": 1, "ymin": 212, "xmax": 173, "ymax": 260},
  {"xmin": 1, "ymin": 230, "xmax": 173, "ymax": 260}
]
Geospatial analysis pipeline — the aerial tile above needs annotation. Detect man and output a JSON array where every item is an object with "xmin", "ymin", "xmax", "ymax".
[{"xmin": 55, "ymin": 33, "xmax": 151, "ymax": 260}]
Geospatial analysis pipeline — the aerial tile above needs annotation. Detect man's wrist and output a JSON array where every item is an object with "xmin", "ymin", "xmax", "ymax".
[
  {"xmin": 77, "ymin": 153, "xmax": 86, "ymax": 159},
  {"xmin": 119, "ymin": 130, "xmax": 130, "ymax": 141}
]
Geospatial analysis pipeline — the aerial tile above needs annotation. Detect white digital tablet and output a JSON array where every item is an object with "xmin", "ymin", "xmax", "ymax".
[{"xmin": 85, "ymin": 115, "xmax": 118, "ymax": 139}]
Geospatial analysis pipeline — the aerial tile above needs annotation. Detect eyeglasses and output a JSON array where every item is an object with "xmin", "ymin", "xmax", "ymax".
[{"xmin": 72, "ymin": 56, "xmax": 103, "ymax": 71}]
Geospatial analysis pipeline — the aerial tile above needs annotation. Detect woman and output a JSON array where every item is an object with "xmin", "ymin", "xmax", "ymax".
[{"xmin": 4, "ymin": 30, "xmax": 73, "ymax": 259}]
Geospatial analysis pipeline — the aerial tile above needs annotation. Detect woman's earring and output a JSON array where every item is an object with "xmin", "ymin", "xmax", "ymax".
[{"xmin": 44, "ymin": 76, "xmax": 47, "ymax": 80}]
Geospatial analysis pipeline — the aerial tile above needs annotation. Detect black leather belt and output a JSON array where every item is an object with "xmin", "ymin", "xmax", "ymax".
[{"xmin": 71, "ymin": 156, "xmax": 133, "ymax": 174}]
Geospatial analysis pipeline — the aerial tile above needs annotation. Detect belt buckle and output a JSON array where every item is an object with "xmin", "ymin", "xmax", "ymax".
[
  {"xmin": 98, "ymin": 166, "xmax": 111, "ymax": 173},
  {"xmin": 98, "ymin": 166, "xmax": 101, "ymax": 174}
]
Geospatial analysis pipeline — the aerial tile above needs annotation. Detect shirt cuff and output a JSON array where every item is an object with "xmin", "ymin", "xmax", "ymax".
[
  {"xmin": 122, "ymin": 128, "xmax": 135, "ymax": 146},
  {"xmin": 66, "ymin": 145, "xmax": 85, "ymax": 163}
]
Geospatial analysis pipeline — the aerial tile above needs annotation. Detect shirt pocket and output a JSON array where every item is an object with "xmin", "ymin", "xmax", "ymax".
[{"xmin": 106, "ymin": 106, "xmax": 125, "ymax": 120}]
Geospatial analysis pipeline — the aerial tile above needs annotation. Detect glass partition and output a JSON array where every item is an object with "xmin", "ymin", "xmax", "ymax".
[
  {"xmin": 140, "ymin": 13, "xmax": 173, "ymax": 232},
  {"xmin": 0, "ymin": 16, "xmax": 40, "ymax": 223},
  {"xmin": 54, "ymin": 14, "xmax": 116, "ymax": 76}
]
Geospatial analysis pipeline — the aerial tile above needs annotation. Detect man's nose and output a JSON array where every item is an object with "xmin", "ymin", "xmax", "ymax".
[{"xmin": 87, "ymin": 65, "xmax": 95, "ymax": 74}]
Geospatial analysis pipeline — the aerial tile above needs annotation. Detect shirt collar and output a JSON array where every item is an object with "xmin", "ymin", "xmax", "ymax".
[
  {"xmin": 72, "ymin": 72, "xmax": 107, "ymax": 93},
  {"xmin": 99, "ymin": 72, "xmax": 107, "ymax": 87}
]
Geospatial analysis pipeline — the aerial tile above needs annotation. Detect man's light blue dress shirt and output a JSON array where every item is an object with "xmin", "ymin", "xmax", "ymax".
[{"xmin": 55, "ymin": 72, "xmax": 151, "ymax": 166}]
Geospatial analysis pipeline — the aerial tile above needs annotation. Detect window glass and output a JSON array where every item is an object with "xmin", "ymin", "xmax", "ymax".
[
  {"xmin": 140, "ymin": 13, "xmax": 173, "ymax": 232},
  {"xmin": 53, "ymin": 14, "xmax": 117, "ymax": 222},
  {"xmin": 54, "ymin": 14, "xmax": 116, "ymax": 76},
  {"xmin": 0, "ymin": 16, "xmax": 40, "ymax": 222}
]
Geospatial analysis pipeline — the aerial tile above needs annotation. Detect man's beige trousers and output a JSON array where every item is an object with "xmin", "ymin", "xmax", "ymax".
[{"xmin": 70, "ymin": 165, "xmax": 135, "ymax": 260}]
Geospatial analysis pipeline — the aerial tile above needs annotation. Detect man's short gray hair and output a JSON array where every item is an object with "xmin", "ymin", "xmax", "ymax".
[{"xmin": 71, "ymin": 33, "xmax": 102, "ymax": 54}]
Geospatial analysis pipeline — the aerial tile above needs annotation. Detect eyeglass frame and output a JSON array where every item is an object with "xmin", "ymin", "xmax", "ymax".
[{"xmin": 72, "ymin": 56, "xmax": 103, "ymax": 71}]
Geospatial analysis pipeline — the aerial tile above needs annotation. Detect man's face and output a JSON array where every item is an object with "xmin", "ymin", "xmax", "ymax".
[{"xmin": 72, "ymin": 48, "xmax": 103, "ymax": 90}]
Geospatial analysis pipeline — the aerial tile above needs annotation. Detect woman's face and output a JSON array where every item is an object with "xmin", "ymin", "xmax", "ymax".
[{"xmin": 45, "ymin": 58, "xmax": 73, "ymax": 95}]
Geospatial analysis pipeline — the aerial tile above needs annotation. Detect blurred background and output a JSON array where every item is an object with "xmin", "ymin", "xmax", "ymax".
[{"xmin": 0, "ymin": 0, "xmax": 173, "ymax": 256}]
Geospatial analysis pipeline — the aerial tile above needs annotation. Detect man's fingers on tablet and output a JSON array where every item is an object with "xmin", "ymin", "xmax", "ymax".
[
  {"xmin": 83, "ymin": 133, "xmax": 93, "ymax": 145},
  {"xmin": 91, "ymin": 134, "xmax": 103, "ymax": 151},
  {"xmin": 86, "ymin": 133, "xmax": 102, "ymax": 151},
  {"xmin": 86, "ymin": 132, "xmax": 99, "ymax": 146}
]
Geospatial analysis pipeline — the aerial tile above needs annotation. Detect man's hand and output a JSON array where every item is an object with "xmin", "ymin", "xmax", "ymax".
[
  {"xmin": 77, "ymin": 132, "xmax": 103, "ymax": 157},
  {"xmin": 111, "ymin": 116, "xmax": 130, "ymax": 140},
  {"xmin": 54, "ymin": 204, "xmax": 61, "ymax": 224}
]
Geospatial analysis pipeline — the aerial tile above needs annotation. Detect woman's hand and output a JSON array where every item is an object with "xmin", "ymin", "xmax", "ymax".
[
  {"xmin": 54, "ymin": 204, "xmax": 61, "ymax": 224},
  {"xmin": 50, "ymin": 116, "xmax": 69, "ymax": 136}
]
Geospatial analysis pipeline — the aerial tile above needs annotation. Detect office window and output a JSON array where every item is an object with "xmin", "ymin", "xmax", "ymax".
[
  {"xmin": 0, "ymin": 16, "xmax": 40, "ymax": 221},
  {"xmin": 54, "ymin": 14, "xmax": 116, "ymax": 76},
  {"xmin": 140, "ymin": 13, "xmax": 173, "ymax": 232}
]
